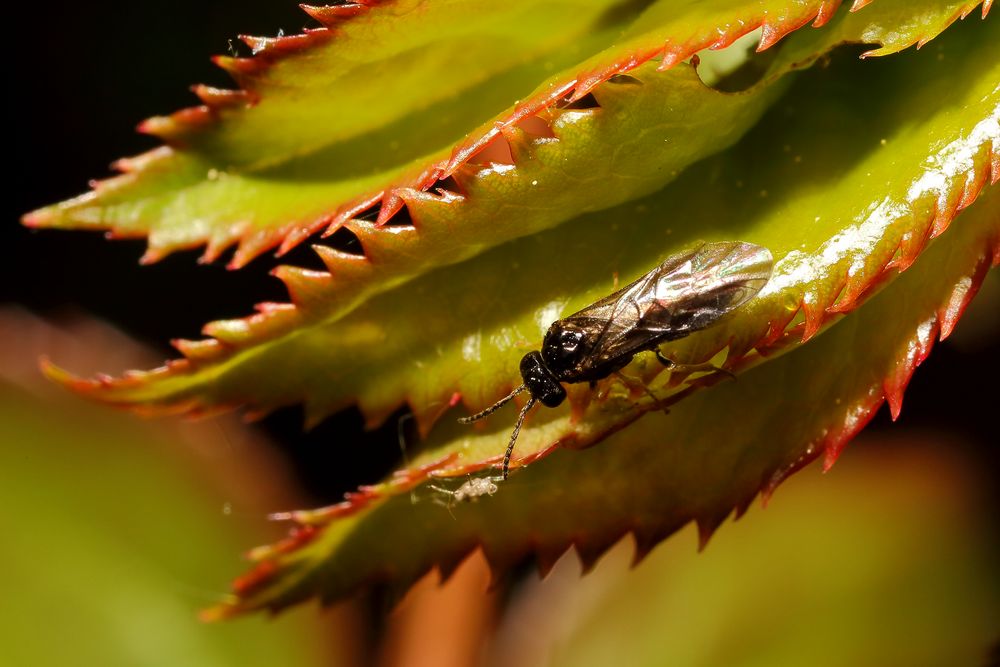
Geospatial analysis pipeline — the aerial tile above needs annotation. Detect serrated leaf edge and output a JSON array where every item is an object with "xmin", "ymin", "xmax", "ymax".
[{"xmin": 206, "ymin": 216, "xmax": 1000, "ymax": 620}]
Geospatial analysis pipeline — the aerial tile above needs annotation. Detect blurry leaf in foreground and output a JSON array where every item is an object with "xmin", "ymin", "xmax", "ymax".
[{"xmin": 0, "ymin": 310, "xmax": 357, "ymax": 667}]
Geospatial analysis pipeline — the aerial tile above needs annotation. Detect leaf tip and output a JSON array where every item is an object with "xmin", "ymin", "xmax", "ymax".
[
  {"xmin": 300, "ymin": 3, "xmax": 369, "ymax": 27},
  {"xmin": 199, "ymin": 597, "xmax": 241, "ymax": 623},
  {"xmin": 136, "ymin": 115, "xmax": 170, "ymax": 136},
  {"xmin": 20, "ymin": 206, "xmax": 51, "ymax": 228},
  {"xmin": 139, "ymin": 247, "xmax": 167, "ymax": 265}
]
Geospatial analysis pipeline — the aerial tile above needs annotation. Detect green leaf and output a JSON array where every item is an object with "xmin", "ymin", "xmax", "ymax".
[
  {"xmin": 46, "ymin": 13, "xmax": 999, "ymax": 437},
  {"xmin": 0, "ymin": 369, "xmax": 348, "ymax": 665},
  {"xmin": 25, "ymin": 0, "xmax": 985, "ymax": 267},
  {"xmin": 502, "ymin": 447, "xmax": 1000, "ymax": 666},
  {"xmin": 209, "ymin": 177, "xmax": 999, "ymax": 618}
]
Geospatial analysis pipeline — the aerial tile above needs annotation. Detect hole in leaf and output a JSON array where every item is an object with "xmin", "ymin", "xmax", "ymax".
[
  {"xmin": 558, "ymin": 92, "xmax": 601, "ymax": 110},
  {"xmin": 693, "ymin": 27, "xmax": 787, "ymax": 92}
]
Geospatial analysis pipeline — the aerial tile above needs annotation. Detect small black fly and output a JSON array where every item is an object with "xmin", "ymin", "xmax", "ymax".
[{"xmin": 459, "ymin": 241, "xmax": 774, "ymax": 480}]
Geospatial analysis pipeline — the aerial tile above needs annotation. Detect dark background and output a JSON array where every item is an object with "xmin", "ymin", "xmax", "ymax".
[{"xmin": 7, "ymin": 2, "xmax": 998, "ymax": 510}]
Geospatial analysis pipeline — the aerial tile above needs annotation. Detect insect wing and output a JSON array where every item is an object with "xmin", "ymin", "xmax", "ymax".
[
  {"xmin": 561, "ymin": 242, "xmax": 773, "ymax": 371},
  {"xmin": 644, "ymin": 241, "xmax": 773, "ymax": 338}
]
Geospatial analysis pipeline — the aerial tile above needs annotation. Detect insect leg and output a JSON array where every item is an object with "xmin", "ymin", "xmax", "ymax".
[
  {"xmin": 502, "ymin": 397, "xmax": 537, "ymax": 480},
  {"xmin": 655, "ymin": 350, "xmax": 735, "ymax": 379},
  {"xmin": 458, "ymin": 385, "xmax": 526, "ymax": 424},
  {"xmin": 426, "ymin": 483, "xmax": 462, "ymax": 517},
  {"xmin": 611, "ymin": 370, "xmax": 657, "ymax": 402},
  {"xmin": 612, "ymin": 370, "xmax": 672, "ymax": 412}
]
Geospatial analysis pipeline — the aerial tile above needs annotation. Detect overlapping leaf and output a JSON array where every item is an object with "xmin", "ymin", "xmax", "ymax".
[
  {"xmin": 211, "ymin": 177, "xmax": 1000, "ymax": 618},
  {"xmin": 46, "ymin": 13, "xmax": 999, "ymax": 439},
  {"xmin": 26, "ymin": 0, "xmax": 984, "ymax": 269},
  {"xmin": 26, "ymin": 3, "xmax": 989, "ymax": 397},
  {"xmin": 503, "ymin": 451, "xmax": 1000, "ymax": 666}
]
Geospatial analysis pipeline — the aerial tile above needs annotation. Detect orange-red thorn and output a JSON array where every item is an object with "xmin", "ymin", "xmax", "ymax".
[
  {"xmin": 757, "ymin": 22, "xmax": 782, "ymax": 51},
  {"xmin": 850, "ymin": 0, "xmax": 874, "ymax": 11},
  {"xmin": 240, "ymin": 34, "xmax": 270, "ymax": 55},
  {"xmin": 199, "ymin": 600, "xmax": 240, "ymax": 623},
  {"xmin": 658, "ymin": 46, "xmax": 683, "ymax": 70},
  {"xmin": 199, "ymin": 236, "xmax": 235, "ymax": 265},
  {"xmin": 137, "ymin": 116, "xmax": 174, "ymax": 137},
  {"xmin": 812, "ymin": 0, "xmax": 842, "ymax": 27},
  {"xmin": 139, "ymin": 247, "xmax": 167, "ymax": 265},
  {"xmin": 940, "ymin": 256, "xmax": 990, "ymax": 339},
  {"xmin": 231, "ymin": 560, "xmax": 278, "ymax": 597},
  {"xmin": 890, "ymin": 219, "xmax": 933, "ymax": 272},
  {"xmin": 212, "ymin": 54, "xmax": 263, "ymax": 77},
  {"xmin": 277, "ymin": 218, "xmax": 329, "ymax": 255},
  {"xmin": 764, "ymin": 445, "xmax": 824, "ymax": 505},
  {"xmin": 300, "ymin": 3, "xmax": 369, "ymax": 26},
  {"xmin": 21, "ymin": 209, "xmax": 49, "ymax": 228},
  {"xmin": 376, "ymin": 192, "xmax": 405, "ymax": 225},
  {"xmin": 883, "ymin": 376, "xmax": 906, "ymax": 422},
  {"xmin": 192, "ymin": 84, "xmax": 252, "ymax": 109},
  {"xmin": 800, "ymin": 295, "xmax": 826, "ymax": 341},
  {"xmin": 822, "ymin": 394, "xmax": 883, "ymax": 471},
  {"xmin": 227, "ymin": 225, "xmax": 282, "ymax": 269},
  {"xmin": 171, "ymin": 338, "xmax": 223, "ymax": 361},
  {"xmin": 568, "ymin": 78, "xmax": 602, "ymax": 103},
  {"xmin": 959, "ymin": 158, "xmax": 989, "ymax": 211}
]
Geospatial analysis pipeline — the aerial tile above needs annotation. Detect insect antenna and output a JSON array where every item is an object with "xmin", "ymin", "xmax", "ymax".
[
  {"xmin": 457, "ymin": 384, "xmax": 526, "ymax": 424},
  {"xmin": 502, "ymin": 397, "xmax": 536, "ymax": 480}
]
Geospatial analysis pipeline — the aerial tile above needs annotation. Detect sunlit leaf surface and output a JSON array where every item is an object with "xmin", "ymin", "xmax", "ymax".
[{"xmin": 209, "ymin": 137, "xmax": 1000, "ymax": 619}]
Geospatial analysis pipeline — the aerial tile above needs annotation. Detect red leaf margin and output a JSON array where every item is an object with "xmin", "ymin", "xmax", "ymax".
[
  {"xmin": 203, "ymin": 200, "xmax": 1000, "ymax": 619},
  {"xmin": 39, "ymin": 126, "xmax": 1000, "ymax": 439},
  {"xmin": 25, "ymin": 0, "xmax": 989, "ymax": 269}
]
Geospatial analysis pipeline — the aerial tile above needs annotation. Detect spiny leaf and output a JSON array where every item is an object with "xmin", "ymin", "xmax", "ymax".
[
  {"xmin": 208, "ymin": 174, "xmax": 1000, "ymax": 618},
  {"xmin": 25, "ymin": 0, "xmax": 985, "ymax": 267},
  {"xmin": 509, "ymin": 451, "xmax": 1000, "ymax": 667},
  {"xmin": 45, "ymin": 15, "xmax": 1000, "ymax": 440}
]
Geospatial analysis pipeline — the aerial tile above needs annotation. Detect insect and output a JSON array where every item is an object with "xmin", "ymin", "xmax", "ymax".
[
  {"xmin": 459, "ymin": 241, "xmax": 773, "ymax": 481},
  {"xmin": 427, "ymin": 476, "xmax": 502, "ymax": 505}
]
